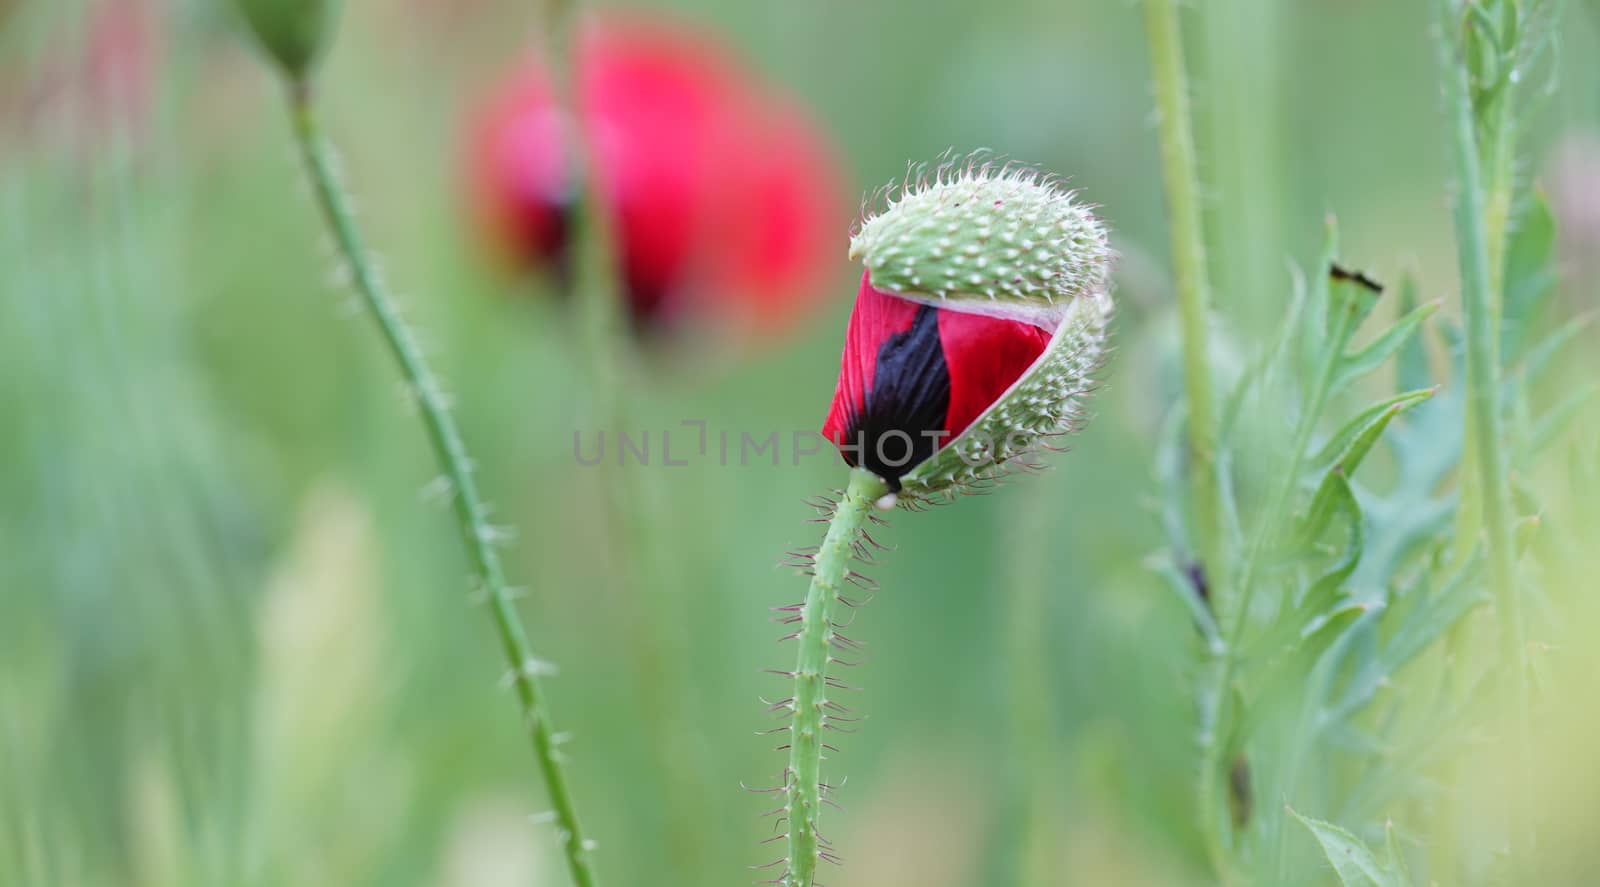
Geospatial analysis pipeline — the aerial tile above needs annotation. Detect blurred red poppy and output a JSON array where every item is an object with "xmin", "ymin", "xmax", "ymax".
[{"xmin": 466, "ymin": 15, "xmax": 843, "ymax": 336}]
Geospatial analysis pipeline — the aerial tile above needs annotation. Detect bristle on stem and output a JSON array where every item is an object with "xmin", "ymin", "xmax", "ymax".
[{"xmin": 767, "ymin": 468, "xmax": 890, "ymax": 886}]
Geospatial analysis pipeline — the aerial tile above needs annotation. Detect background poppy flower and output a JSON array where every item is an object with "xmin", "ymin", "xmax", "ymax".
[{"xmin": 466, "ymin": 14, "xmax": 843, "ymax": 336}]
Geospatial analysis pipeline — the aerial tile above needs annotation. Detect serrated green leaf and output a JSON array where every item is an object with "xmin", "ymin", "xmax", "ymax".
[
  {"xmin": 1332, "ymin": 300, "xmax": 1439, "ymax": 395},
  {"xmin": 1290, "ymin": 809, "xmax": 1415, "ymax": 887},
  {"xmin": 1332, "ymin": 554, "xmax": 1486, "ymax": 723},
  {"xmin": 1250, "ymin": 477, "xmax": 1363, "ymax": 672},
  {"xmin": 1307, "ymin": 389, "xmax": 1437, "ymax": 481}
]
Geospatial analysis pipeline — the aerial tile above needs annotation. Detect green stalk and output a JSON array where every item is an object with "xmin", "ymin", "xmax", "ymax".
[
  {"xmin": 1143, "ymin": 0, "xmax": 1223, "ymax": 596},
  {"xmin": 283, "ymin": 80, "xmax": 598, "ymax": 887},
  {"xmin": 1435, "ymin": 0, "xmax": 1532, "ymax": 858},
  {"xmin": 784, "ymin": 469, "xmax": 889, "ymax": 887},
  {"xmin": 1142, "ymin": 0, "xmax": 1230, "ymax": 874}
]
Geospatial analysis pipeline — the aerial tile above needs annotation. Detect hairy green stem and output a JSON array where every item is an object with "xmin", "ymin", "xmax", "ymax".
[
  {"xmin": 784, "ymin": 469, "xmax": 888, "ymax": 887},
  {"xmin": 283, "ymin": 81, "xmax": 598, "ymax": 887},
  {"xmin": 1436, "ymin": 1, "xmax": 1532, "ymax": 859},
  {"xmin": 1142, "ymin": 0, "xmax": 1231, "ymax": 874}
]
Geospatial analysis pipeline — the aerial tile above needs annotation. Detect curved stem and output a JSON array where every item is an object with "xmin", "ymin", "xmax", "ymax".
[
  {"xmin": 1436, "ymin": 1, "xmax": 1532, "ymax": 859},
  {"xmin": 283, "ymin": 80, "xmax": 598, "ymax": 887},
  {"xmin": 784, "ymin": 469, "xmax": 888, "ymax": 887}
]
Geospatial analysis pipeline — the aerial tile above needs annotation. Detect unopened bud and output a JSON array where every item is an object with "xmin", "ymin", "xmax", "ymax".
[{"xmin": 233, "ymin": 0, "xmax": 344, "ymax": 80}]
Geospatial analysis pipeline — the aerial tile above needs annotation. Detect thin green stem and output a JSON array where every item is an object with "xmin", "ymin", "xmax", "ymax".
[
  {"xmin": 784, "ymin": 469, "xmax": 888, "ymax": 887},
  {"xmin": 1436, "ymin": 0, "xmax": 1532, "ymax": 859},
  {"xmin": 1142, "ymin": 0, "xmax": 1230, "ymax": 874},
  {"xmin": 283, "ymin": 80, "xmax": 598, "ymax": 887}
]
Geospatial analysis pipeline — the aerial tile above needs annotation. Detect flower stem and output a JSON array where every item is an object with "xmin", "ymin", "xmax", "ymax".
[
  {"xmin": 1143, "ymin": 0, "xmax": 1223, "ymax": 612},
  {"xmin": 1142, "ymin": 0, "xmax": 1231, "ymax": 874},
  {"xmin": 1435, "ymin": 1, "xmax": 1532, "ymax": 858},
  {"xmin": 282, "ymin": 79, "xmax": 598, "ymax": 887},
  {"xmin": 784, "ymin": 468, "xmax": 888, "ymax": 887}
]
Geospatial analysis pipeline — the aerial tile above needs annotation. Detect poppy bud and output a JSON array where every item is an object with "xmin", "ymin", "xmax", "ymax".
[
  {"xmin": 822, "ymin": 159, "xmax": 1113, "ymax": 504},
  {"xmin": 233, "ymin": 0, "xmax": 344, "ymax": 80}
]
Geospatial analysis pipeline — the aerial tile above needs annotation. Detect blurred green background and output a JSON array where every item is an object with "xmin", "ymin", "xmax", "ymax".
[{"xmin": 3, "ymin": 1, "xmax": 1599, "ymax": 885}]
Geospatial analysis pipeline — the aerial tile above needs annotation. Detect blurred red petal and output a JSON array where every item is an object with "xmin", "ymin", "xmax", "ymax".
[{"xmin": 465, "ymin": 13, "xmax": 842, "ymax": 337}]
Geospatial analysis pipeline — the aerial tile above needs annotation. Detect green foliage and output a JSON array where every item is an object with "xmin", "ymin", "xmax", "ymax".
[
  {"xmin": 1162, "ymin": 218, "xmax": 1559, "ymax": 881},
  {"xmin": 1290, "ymin": 811, "xmax": 1414, "ymax": 887}
]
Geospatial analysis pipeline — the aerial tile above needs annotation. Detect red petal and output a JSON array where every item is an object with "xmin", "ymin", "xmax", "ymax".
[
  {"xmin": 939, "ymin": 307, "xmax": 1053, "ymax": 442},
  {"xmin": 822, "ymin": 272, "xmax": 1052, "ymax": 485},
  {"xmin": 821, "ymin": 273, "xmax": 922, "ymax": 448}
]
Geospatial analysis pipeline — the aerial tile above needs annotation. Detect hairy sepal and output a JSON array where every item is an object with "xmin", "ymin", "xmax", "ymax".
[{"xmin": 895, "ymin": 290, "xmax": 1111, "ymax": 503}]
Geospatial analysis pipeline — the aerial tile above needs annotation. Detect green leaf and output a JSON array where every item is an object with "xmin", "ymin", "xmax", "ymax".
[
  {"xmin": 1332, "ymin": 299, "xmax": 1440, "ymax": 395},
  {"xmin": 1331, "ymin": 553, "xmax": 1486, "ymax": 723},
  {"xmin": 1290, "ymin": 809, "xmax": 1415, "ymax": 887},
  {"xmin": 1249, "ymin": 477, "xmax": 1363, "ymax": 671},
  {"xmin": 1306, "ymin": 389, "xmax": 1437, "ymax": 481}
]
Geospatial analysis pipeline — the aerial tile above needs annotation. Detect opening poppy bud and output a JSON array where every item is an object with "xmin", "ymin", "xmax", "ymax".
[
  {"xmin": 233, "ymin": 0, "xmax": 344, "ymax": 80},
  {"xmin": 822, "ymin": 158, "xmax": 1113, "ymax": 503}
]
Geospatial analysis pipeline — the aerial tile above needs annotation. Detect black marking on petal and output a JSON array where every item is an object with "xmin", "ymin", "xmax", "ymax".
[{"xmin": 842, "ymin": 305, "xmax": 950, "ymax": 490}]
